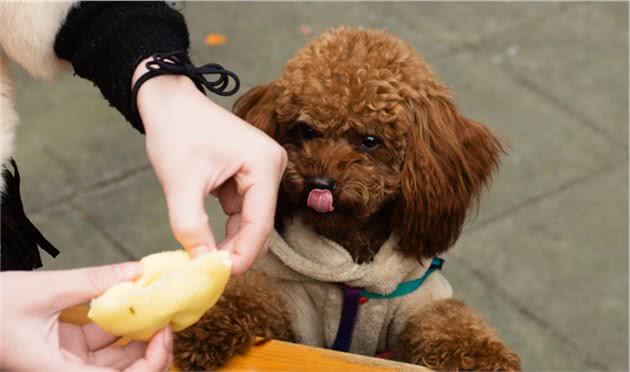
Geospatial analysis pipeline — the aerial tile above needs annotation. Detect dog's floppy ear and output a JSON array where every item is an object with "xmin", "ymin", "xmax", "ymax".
[
  {"xmin": 393, "ymin": 94, "xmax": 504, "ymax": 259},
  {"xmin": 232, "ymin": 83, "xmax": 279, "ymax": 138}
]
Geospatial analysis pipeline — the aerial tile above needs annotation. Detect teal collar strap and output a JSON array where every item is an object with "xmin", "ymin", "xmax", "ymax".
[{"xmin": 360, "ymin": 257, "xmax": 444, "ymax": 299}]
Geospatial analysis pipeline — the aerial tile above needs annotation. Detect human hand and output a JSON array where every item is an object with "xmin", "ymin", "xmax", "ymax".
[
  {"xmin": 134, "ymin": 58, "xmax": 287, "ymax": 274},
  {"xmin": 0, "ymin": 263, "xmax": 172, "ymax": 372}
]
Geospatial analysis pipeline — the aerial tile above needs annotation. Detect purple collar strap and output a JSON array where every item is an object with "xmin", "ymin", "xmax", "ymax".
[{"xmin": 331, "ymin": 286, "xmax": 362, "ymax": 352}]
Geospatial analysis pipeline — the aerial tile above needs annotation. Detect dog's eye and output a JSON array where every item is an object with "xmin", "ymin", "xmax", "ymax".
[
  {"xmin": 303, "ymin": 126, "xmax": 317, "ymax": 140},
  {"xmin": 293, "ymin": 121, "xmax": 319, "ymax": 141},
  {"xmin": 360, "ymin": 136, "xmax": 381, "ymax": 151}
]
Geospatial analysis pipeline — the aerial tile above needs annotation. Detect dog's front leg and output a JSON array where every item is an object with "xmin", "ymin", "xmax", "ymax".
[
  {"xmin": 173, "ymin": 272, "xmax": 295, "ymax": 371},
  {"xmin": 396, "ymin": 299, "xmax": 521, "ymax": 371}
]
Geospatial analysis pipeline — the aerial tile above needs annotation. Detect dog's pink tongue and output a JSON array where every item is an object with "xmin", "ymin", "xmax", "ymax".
[{"xmin": 307, "ymin": 189, "xmax": 334, "ymax": 213}]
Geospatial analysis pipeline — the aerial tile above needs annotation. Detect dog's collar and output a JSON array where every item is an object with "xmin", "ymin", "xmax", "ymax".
[
  {"xmin": 331, "ymin": 258, "xmax": 444, "ymax": 353},
  {"xmin": 360, "ymin": 257, "xmax": 444, "ymax": 299}
]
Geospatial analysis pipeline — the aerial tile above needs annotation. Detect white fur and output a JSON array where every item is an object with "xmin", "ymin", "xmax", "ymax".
[
  {"xmin": 0, "ymin": 2, "xmax": 75, "ymax": 80},
  {"xmin": 0, "ymin": 2, "xmax": 76, "ymax": 193},
  {"xmin": 0, "ymin": 53, "xmax": 17, "ymax": 193}
]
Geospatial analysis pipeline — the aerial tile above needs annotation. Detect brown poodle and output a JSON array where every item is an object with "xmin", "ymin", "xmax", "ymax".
[{"xmin": 174, "ymin": 27, "xmax": 522, "ymax": 371}]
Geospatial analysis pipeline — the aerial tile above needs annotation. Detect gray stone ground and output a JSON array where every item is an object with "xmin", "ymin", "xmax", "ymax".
[{"xmin": 9, "ymin": 2, "xmax": 628, "ymax": 371}]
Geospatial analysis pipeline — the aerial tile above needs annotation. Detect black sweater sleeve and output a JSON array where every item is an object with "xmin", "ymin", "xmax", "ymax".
[{"xmin": 54, "ymin": 2, "xmax": 192, "ymax": 133}]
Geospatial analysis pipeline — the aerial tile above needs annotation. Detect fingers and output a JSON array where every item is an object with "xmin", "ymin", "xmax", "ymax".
[
  {"xmin": 28, "ymin": 263, "xmax": 142, "ymax": 314},
  {"xmin": 225, "ymin": 173, "xmax": 279, "ymax": 275},
  {"xmin": 81, "ymin": 322, "xmax": 124, "ymax": 351},
  {"xmin": 59, "ymin": 322, "xmax": 127, "ymax": 363},
  {"xmin": 125, "ymin": 328, "xmax": 173, "ymax": 372},
  {"xmin": 217, "ymin": 179, "xmax": 241, "ymax": 215},
  {"xmin": 216, "ymin": 213, "xmax": 240, "ymax": 253},
  {"xmin": 215, "ymin": 180, "xmax": 241, "ymax": 250},
  {"xmin": 224, "ymin": 214, "xmax": 241, "ymax": 242},
  {"xmin": 58, "ymin": 350, "xmax": 115, "ymax": 372},
  {"xmin": 217, "ymin": 144, "xmax": 285, "ymax": 274},
  {"xmin": 87, "ymin": 342, "xmax": 147, "ymax": 371},
  {"xmin": 164, "ymin": 181, "xmax": 216, "ymax": 257},
  {"xmin": 58, "ymin": 323, "xmax": 88, "ymax": 358},
  {"xmin": 59, "ymin": 327, "xmax": 171, "ymax": 372}
]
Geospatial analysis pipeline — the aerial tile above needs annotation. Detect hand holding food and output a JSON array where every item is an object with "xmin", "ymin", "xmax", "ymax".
[{"xmin": 88, "ymin": 250, "xmax": 231, "ymax": 341}]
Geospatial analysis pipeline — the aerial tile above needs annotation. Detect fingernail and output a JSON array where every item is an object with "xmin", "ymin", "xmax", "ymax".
[
  {"xmin": 118, "ymin": 262, "xmax": 143, "ymax": 281},
  {"xmin": 189, "ymin": 245, "xmax": 210, "ymax": 257}
]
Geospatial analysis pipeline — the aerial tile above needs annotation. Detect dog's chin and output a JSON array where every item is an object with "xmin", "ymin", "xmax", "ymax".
[
  {"xmin": 300, "ymin": 206, "xmax": 347, "ymax": 232},
  {"xmin": 284, "ymin": 187, "xmax": 380, "ymax": 230},
  {"xmin": 299, "ymin": 198, "xmax": 375, "ymax": 230}
]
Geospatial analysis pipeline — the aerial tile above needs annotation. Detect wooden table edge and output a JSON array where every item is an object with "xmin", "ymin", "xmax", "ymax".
[{"xmin": 60, "ymin": 305, "xmax": 430, "ymax": 371}]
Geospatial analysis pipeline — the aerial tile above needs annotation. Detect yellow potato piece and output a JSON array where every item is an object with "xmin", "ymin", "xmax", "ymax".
[{"xmin": 88, "ymin": 250, "xmax": 231, "ymax": 341}]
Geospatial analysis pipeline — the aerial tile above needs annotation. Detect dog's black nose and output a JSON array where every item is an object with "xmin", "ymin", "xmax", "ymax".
[{"xmin": 306, "ymin": 176, "xmax": 336, "ymax": 192}]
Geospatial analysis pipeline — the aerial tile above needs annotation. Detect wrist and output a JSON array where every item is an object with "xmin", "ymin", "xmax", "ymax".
[
  {"xmin": 133, "ymin": 56, "xmax": 201, "ymax": 131},
  {"xmin": 132, "ymin": 56, "xmax": 198, "ymax": 95},
  {"xmin": 133, "ymin": 54, "xmax": 240, "ymax": 135}
]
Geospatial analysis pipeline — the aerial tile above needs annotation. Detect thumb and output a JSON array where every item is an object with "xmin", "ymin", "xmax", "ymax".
[
  {"xmin": 124, "ymin": 327, "xmax": 172, "ymax": 372},
  {"xmin": 164, "ymin": 182, "xmax": 217, "ymax": 257},
  {"xmin": 35, "ymin": 262, "xmax": 142, "ymax": 314}
]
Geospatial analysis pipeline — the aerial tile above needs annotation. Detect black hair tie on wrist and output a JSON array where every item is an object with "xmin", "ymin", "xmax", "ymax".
[{"xmin": 131, "ymin": 51, "xmax": 240, "ymax": 126}]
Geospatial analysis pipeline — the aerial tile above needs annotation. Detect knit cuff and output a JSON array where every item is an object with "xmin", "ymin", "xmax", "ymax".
[{"xmin": 54, "ymin": 2, "xmax": 191, "ymax": 133}]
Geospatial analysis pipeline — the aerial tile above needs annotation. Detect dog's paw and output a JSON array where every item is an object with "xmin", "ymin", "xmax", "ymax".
[
  {"xmin": 402, "ymin": 336, "xmax": 522, "ymax": 371},
  {"xmin": 398, "ymin": 299, "xmax": 522, "ymax": 371},
  {"xmin": 475, "ymin": 347, "xmax": 522, "ymax": 372},
  {"xmin": 173, "ymin": 273, "xmax": 294, "ymax": 370},
  {"xmin": 174, "ymin": 306, "xmax": 256, "ymax": 371}
]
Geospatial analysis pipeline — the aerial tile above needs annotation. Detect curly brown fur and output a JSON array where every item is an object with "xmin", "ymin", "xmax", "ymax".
[
  {"xmin": 234, "ymin": 27, "xmax": 504, "ymax": 262},
  {"xmin": 173, "ymin": 273, "xmax": 295, "ymax": 371},
  {"xmin": 398, "ymin": 299, "xmax": 522, "ymax": 371}
]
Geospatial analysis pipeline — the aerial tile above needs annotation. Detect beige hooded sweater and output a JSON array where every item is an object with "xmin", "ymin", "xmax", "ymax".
[{"xmin": 252, "ymin": 216, "xmax": 453, "ymax": 356}]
